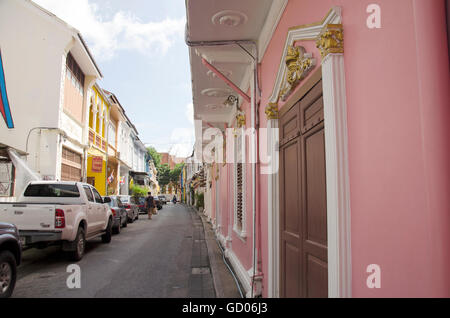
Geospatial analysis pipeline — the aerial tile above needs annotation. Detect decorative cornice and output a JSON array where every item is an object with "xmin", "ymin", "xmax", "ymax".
[
  {"xmin": 279, "ymin": 46, "xmax": 316, "ymax": 101},
  {"xmin": 316, "ymin": 24, "xmax": 344, "ymax": 59},
  {"xmin": 265, "ymin": 103, "xmax": 279, "ymax": 120},
  {"xmin": 267, "ymin": 6, "xmax": 342, "ymax": 105}
]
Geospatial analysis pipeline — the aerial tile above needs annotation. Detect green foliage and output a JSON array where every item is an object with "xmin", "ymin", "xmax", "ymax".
[
  {"xmin": 169, "ymin": 163, "xmax": 184, "ymax": 184},
  {"xmin": 195, "ymin": 192, "xmax": 204, "ymax": 209},
  {"xmin": 147, "ymin": 146, "xmax": 161, "ymax": 168},
  {"xmin": 157, "ymin": 163, "xmax": 171, "ymax": 189},
  {"xmin": 130, "ymin": 185, "xmax": 147, "ymax": 198},
  {"xmin": 157, "ymin": 162, "xmax": 185, "ymax": 191}
]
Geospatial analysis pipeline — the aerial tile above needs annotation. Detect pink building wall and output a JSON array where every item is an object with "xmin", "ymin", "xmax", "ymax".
[
  {"xmin": 211, "ymin": 168, "xmax": 216, "ymax": 224},
  {"xmin": 231, "ymin": 99, "xmax": 254, "ymax": 270},
  {"xmin": 213, "ymin": 98, "xmax": 257, "ymax": 275},
  {"xmin": 256, "ymin": 0, "xmax": 450, "ymax": 297},
  {"xmin": 63, "ymin": 75, "xmax": 84, "ymax": 123}
]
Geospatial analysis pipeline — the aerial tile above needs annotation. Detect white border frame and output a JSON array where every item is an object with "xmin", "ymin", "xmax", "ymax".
[{"xmin": 267, "ymin": 6, "xmax": 352, "ymax": 298}]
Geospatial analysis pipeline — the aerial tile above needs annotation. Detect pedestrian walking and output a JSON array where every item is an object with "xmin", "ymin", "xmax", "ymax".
[{"xmin": 145, "ymin": 192, "xmax": 154, "ymax": 220}]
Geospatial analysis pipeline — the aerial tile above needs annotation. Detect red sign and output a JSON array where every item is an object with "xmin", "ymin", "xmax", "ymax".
[{"xmin": 91, "ymin": 156, "xmax": 103, "ymax": 173}]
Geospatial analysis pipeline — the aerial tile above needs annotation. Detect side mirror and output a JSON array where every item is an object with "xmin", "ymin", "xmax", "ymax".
[{"xmin": 103, "ymin": 197, "xmax": 111, "ymax": 204}]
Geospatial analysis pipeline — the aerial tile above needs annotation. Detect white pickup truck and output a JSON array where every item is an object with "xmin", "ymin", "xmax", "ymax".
[{"xmin": 0, "ymin": 181, "xmax": 113, "ymax": 261}]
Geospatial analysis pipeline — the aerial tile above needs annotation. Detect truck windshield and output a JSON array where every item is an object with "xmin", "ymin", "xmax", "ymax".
[{"xmin": 24, "ymin": 184, "xmax": 80, "ymax": 197}]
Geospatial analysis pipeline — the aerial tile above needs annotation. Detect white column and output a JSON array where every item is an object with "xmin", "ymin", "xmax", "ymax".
[
  {"xmin": 266, "ymin": 118, "xmax": 280, "ymax": 298},
  {"xmin": 321, "ymin": 52, "xmax": 352, "ymax": 298}
]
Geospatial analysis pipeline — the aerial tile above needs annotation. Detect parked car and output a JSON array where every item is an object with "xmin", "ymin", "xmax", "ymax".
[
  {"xmin": 117, "ymin": 195, "xmax": 139, "ymax": 223},
  {"xmin": 0, "ymin": 181, "xmax": 113, "ymax": 261},
  {"xmin": 0, "ymin": 222, "xmax": 21, "ymax": 298},
  {"xmin": 158, "ymin": 195, "xmax": 167, "ymax": 205},
  {"xmin": 103, "ymin": 196, "xmax": 127, "ymax": 234}
]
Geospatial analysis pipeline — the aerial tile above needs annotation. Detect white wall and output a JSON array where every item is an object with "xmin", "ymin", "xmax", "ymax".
[
  {"xmin": 117, "ymin": 121, "xmax": 132, "ymax": 168},
  {"xmin": 0, "ymin": 0, "xmax": 73, "ymax": 154}
]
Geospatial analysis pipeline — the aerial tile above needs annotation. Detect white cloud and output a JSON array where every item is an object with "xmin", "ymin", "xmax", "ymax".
[
  {"xmin": 33, "ymin": 0, "xmax": 185, "ymax": 61},
  {"xmin": 185, "ymin": 102, "xmax": 194, "ymax": 124},
  {"xmin": 169, "ymin": 127, "xmax": 195, "ymax": 159}
]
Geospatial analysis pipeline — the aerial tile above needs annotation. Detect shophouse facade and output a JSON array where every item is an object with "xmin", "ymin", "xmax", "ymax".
[
  {"xmin": 129, "ymin": 130, "xmax": 151, "ymax": 189},
  {"xmin": 0, "ymin": 0, "xmax": 102, "ymax": 199},
  {"xmin": 106, "ymin": 92, "xmax": 133, "ymax": 196},
  {"xmin": 86, "ymin": 83, "xmax": 110, "ymax": 195}
]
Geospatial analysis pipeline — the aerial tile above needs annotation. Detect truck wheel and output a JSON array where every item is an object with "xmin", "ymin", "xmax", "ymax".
[
  {"xmin": 123, "ymin": 218, "xmax": 128, "ymax": 228},
  {"xmin": 102, "ymin": 218, "xmax": 112, "ymax": 243},
  {"xmin": 69, "ymin": 227, "xmax": 85, "ymax": 262},
  {"xmin": 129, "ymin": 214, "xmax": 134, "ymax": 224},
  {"xmin": 0, "ymin": 251, "xmax": 16, "ymax": 298}
]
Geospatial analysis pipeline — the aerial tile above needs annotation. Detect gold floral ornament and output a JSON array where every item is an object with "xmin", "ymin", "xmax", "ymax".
[
  {"xmin": 265, "ymin": 102, "xmax": 279, "ymax": 120},
  {"xmin": 236, "ymin": 113, "xmax": 246, "ymax": 128},
  {"xmin": 280, "ymin": 45, "xmax": 316, "ymax": 101},
  {"xmin": 316, "ymin": 24, "xmax": 344, "ymax": 59}
]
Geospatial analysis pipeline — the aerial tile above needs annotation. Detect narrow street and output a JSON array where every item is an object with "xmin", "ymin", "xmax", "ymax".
[{"xmin": 12, "ymin": 203, "xmax": 215, "ymax": 298}]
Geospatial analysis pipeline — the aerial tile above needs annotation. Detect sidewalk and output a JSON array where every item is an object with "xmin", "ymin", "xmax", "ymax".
[{"xmin": 186, "ymin": 204, "xmax": 243, "ymax": 298}]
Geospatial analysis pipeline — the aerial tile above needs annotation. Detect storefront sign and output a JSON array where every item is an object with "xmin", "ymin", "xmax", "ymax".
[{"xmin": 91, "ymin": 156, "xmax": 103, "ymax": 173}]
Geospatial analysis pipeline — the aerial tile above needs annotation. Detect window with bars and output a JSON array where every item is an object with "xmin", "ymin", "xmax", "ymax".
[
  {"xmin": 234, "ymin": 131, "xmax": 246, "ymax": 237},
  {"xmin": 0, "ymin": 158, "xmax": 15, "ymax": 197}
]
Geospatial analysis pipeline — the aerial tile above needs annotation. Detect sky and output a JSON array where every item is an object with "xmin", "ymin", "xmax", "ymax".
[{"xmin": 33, "ymin": 0, "xmax": 195, "ymax": 158}]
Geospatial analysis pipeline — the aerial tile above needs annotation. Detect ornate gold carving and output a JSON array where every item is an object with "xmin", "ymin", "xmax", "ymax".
[
  {"xmin": 316, "ymin": 24, "xmax": 344, "ymax": 59},
  {"xmin": 236, "ymin": 113, "xmax": 246, "ymax": 128},
  {"xmin": 280, "ymin": 46, "xmax": 316, "ymax": 101},
  {"xmin": 265, "ymin": 102, "xmax": 279, "ymax": 120}
]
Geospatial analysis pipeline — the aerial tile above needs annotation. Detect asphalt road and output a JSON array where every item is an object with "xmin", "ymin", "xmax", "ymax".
[{"xmin": 12, "ymin": 203, "xmax": 213, "ymax": 298}]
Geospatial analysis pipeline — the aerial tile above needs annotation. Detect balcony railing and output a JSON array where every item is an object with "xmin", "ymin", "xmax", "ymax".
[{"xmin": 89, "ymin": 128, "xmax": 107, "ymax": 151}]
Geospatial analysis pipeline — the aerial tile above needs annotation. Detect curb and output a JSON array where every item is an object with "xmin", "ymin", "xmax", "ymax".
[
  {"xmin": 198, "ymin": 209, "xmax": 225, "ymax": 298},
  {"xmin": 187, "ymin": 205, "xmax": 224, "ymax": 298}
]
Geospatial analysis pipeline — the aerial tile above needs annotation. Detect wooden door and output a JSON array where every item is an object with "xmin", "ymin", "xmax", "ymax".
[{"xmin": 279, "ymin": 80, "xmax": 328, "ymax": 298}]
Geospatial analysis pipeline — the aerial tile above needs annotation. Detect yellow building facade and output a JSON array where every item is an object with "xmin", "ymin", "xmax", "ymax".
[{"xmin": 86, "ymin": 84, "xmax": 110, "ymax": 195}]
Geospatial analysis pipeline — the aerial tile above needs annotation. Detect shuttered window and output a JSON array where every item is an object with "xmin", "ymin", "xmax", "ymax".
[
  {"xmin": 0, "ymin": 159, "xmax": 15, "ymax": 197},
  {"xmin": 236, "ymin": 162, "xmax": 243, "ymax": 227},
  {"xmin": 234, "ymin": 130, "xmax": 246, "ymax": 237},
  {"xmin": 61, "ymin": 147, "xmax": 82, "ymax": 181}
]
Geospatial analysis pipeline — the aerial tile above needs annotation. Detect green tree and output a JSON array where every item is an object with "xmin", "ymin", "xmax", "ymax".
[
  {"xmin": 147, "ymin": 146, "xmax": 161, "ymax": 168},
  {"xmin": 157, "ymin": 163, "xmax": 171, "ymax": 190},
  {"xmin": 169, "ymin": 163, "xmax": 184, "ymax": 184}
]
